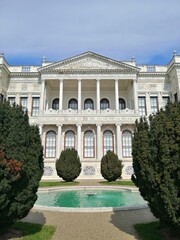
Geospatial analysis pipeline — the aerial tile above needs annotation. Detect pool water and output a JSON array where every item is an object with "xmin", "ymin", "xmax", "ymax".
[{"xmin": 36, "ymin": 190, "xmax": 146, "ymax": 208}]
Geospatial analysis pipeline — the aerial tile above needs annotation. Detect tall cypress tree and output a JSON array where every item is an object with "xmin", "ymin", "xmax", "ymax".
[
  {"xmin": 0, "ymin": 100, "xmax": 43, "ymax": 226},
  {"xmin": 132, "ymin": 102, "xmax": 180, "ymax": 227}
]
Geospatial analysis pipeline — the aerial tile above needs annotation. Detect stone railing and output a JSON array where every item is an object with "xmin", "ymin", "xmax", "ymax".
[{"xmin": 43, "ymin": 108, "xmax": 135, "ymax": 115}]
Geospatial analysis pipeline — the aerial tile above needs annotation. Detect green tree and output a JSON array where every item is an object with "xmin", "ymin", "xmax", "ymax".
[
  {"xmin": 56, "ymin": 148, "xmax": 81, "ymax": 182},
  {"xmin": 132, "ymin": 102, "xmax": 180, "ymax": 227},
  {"xmin": 101, "ymin": 150, "xmax": 123, "ymax": 181},
  {"xmin": 0, "ymin": 100, "xmax": 43, "ymax": 226}
]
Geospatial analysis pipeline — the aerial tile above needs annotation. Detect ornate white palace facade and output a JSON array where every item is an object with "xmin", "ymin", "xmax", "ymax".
[{"xmin": 0, "ymin": 51, "xmax": 180, "ymax": 179}]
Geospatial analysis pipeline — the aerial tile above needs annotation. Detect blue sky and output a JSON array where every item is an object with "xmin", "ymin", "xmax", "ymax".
[{"xmin": 1, "ymin": 0, "xmax": 180, "ymax": 65}]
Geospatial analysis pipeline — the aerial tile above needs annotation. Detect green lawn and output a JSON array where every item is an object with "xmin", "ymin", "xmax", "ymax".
[
  {"xmin": 100, "ymin": 180, "xmax": 135, "ymax": 186},
  {"xmin": 134, "ymin": 221, "xmax": 180, "ymax": 240},
  {"xmin": 39, "ymin": 181, "xmax": 79, "ymax": 187},
  {"xmin": 0, "ymin": 221, "xmax": 56, "ymax": 240}
]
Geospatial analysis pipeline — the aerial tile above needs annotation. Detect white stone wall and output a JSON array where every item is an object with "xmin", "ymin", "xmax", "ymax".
[{"xmin": 1, "ymin": 51, "xmax": 180, "ymax": 180}]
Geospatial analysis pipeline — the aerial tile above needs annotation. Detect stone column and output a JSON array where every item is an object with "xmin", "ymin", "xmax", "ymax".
[
  {"xmin": 96, "ymin": 124, "xmax": 102, "ymax": 160},
  {"xmin": 59, "ymin": 79, "xmax": 63, "ymax": 111},
  {"xmin": 158, "ymin": 92, "xmax": 163, "ymax": 110},
  {"xmin": 133, "ymin": 79, "xmax": 138, "ymax": 113},
  {"xmin": 96, "ymin": 79, "xmax": 100, "ymax": 111},
  {"xmin": 77, "ymin": 124, "xmax": 82, "ymax": 159},
  {"xmin": 78, "ymin": 79, "xmax": 82, "ymax": 111},
  {"xmin": 28, "ymin": 93, "xmax": 32, "ymax": 116},
  {"xmin": 39, "ymin": 124, "xmax": 43, "ymax": 137},
  {"xmin": 116, "ymin": 124, "xmax": 122, "ymax": 159},
  {"xmin": 15, "ymin": 93, "xmax": 20, "ymax": 105},
  {"xmin": 40, "ymin": 80, "xmax": 45, "ymax": 113},
  {"xmin": 57, "ymin": 125, "xmax": 62, "ymax": 159},
  {"xmin": 115, "ymin": 79, "xmax": 119, "ymax": 111},
  {"xmin": 146, "ymin": 92, "xmax": 151, "ymax": 116}
]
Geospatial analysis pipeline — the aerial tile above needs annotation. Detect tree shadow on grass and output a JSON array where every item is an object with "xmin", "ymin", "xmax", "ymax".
[
  {"xmin": 0, "ymin": 211, "xmax": 46, "ymax": 240},
  {"xmin": 110, "ymin": 208, "xmax": 157, "ymax": 240}
]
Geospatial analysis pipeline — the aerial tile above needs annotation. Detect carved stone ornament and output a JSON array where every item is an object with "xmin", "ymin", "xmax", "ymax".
[
  {"xmin": 63, "ymin": 108, "xmax": 78, "ymax": 114},
  {"xmin": 57, "ymin": 57, "xmax": 121, "ymax": 70},
  {"xmin": 46, "ymin": 108, "xmax": 59, "ymax": 114},
  {"xmin": 83, "ymin": 166, "xmax": 96, "ymax": 175},
  {"xmin": 125, "ymin": 166, "xmax": 134, "ymax": 175},
  {"xmin": 120, "ymin": 108, "xmax": 134, "ymax": 114},
  {"xmin": 101, "ymin": 108, "xmax": 115, "ymax": 114},
  {"xmin": 84, "ymin": 108, "xmax": 96, "ymax": 114},
  {"xmin": 43, "ymin": 166, "xmax": 53, "ymax": 176}
]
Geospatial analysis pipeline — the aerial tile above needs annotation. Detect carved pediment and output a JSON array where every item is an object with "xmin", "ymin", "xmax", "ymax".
[
  {"xmin": 57, "ymin": 57, "xmax": 120, "ymax": 70},
  {"xmin": 39, "ymin": 52, "xmax": 139, "ymax": 73}
]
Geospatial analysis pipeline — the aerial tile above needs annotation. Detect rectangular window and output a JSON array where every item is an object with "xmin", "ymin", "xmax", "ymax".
[
  {"xmin": 147, "ymin": 66, "xmax": 156, "ymax": 72},
  {"xmin": 22, "ymin": 66, "xmax": 30, "ymax": 72},
  {"xmin": 138, "ymin": 97, "xmax": 146, "ymax": 116},
  {"xmin": 32, "ymin": 97, "xmax": 39, "ymax": 116},
  {"xmin": 20, "ymin": 97, "xmax": 27, "ymax": 112},
  {"xmin": 84, "ymin": 132, "xmax": 94, "ymax": 158},
  {"xmin": 162, "ymin": 96, "xmax": 169, "ymax": 110},
  {"xmin": 8, "ymin": 97, "xmax": 15, "ymax": 106},
  {"xmin": 150, "ymin": 97, "xmax": 158, "ymax": 113}
]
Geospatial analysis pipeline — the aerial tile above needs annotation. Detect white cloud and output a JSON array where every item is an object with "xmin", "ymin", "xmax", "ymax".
[{"xmin": 0, "ymin": 0, "xmax": 180, "ymax": 64}]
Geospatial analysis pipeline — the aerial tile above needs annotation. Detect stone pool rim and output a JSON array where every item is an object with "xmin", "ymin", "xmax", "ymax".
[{"xmin": 34, "ymin": 186, "xmax": 148, "ymax": 212}]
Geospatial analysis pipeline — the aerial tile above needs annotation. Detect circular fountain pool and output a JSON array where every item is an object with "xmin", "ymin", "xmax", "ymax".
[{"xmin": 35, "ymin": 187, "xmax": 147, "ymax": 211}]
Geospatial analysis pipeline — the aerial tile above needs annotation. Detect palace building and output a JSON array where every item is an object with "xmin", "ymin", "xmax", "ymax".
[{"xmin": 0, "ymin": 51, "xmax": 180, "ymax": 179}]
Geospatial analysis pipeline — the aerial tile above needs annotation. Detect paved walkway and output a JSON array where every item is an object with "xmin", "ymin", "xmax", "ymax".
[{"xmin": 22, "ymin": 180, "xmax": 157, "ymax": 240}]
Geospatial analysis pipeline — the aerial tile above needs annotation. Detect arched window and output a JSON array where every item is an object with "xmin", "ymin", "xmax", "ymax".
[
  {"xmin": 119, "ymin": 98, "xmax": 126, "ymax": 110},
  {"xmin": 100, "ymin": 98, "xmax": 109, "ymax": 110},
  {"xmin": 45, "ymin": 131, "xmax": 56, "ymax": 158},
  {"xmin": 103, "ymin": 130, "xmax": 114, "ymax": 155},
  {"xmin": 84, "ymin": 130, "xmax": 94, "ymax": 158},
  {"xmin": 122, "ymin": 130, "xmax": 132, "ymax": 157},
  {"xmin": 68, "ymin": 98, "xmax": 78, "ymax": 110},
  {"xmin": 52, "ymin": 98, "xmax": 59, "ymax": 110},
  {"xmin": 84, "ymin": 98, "xmax": 94, "ymax": 110},
  {"xmin": 65, "ymin": 131, "xmax": 75, "ymax": 149}
]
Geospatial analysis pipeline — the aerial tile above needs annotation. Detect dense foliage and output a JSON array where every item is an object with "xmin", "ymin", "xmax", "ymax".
[
  {"xmin": 132, "ymin": 102, "xmax": 180, "ymax": 227},
  {"xmin": 0, "ymin": 101, "xmax": 43, "ymax": 226},
  {"xmin": 101, "ymin": 150, "xmax": 123, "ymax": 181},
  {"xmin": 56, "ymin": 148, "xmax": 81, "ymax": 182}
]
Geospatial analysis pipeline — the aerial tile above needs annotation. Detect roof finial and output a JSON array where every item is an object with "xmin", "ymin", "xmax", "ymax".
[
  {"xmin": 132, "ymin": 56, "xmax": 135, "ymax": 62},
  {"xmin": 42, "ymin": 56, "xmax": 46, "ymax": 62},
  {"xmin": 0, "ymin": 52, "xmax": 4, "ymax": 58},
  {"xmin": 173, "ymin": 50, "xmax": 177, "ymax": 56}
]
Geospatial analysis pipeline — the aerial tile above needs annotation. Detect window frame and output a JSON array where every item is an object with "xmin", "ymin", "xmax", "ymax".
[
  {"xmin": 64, "ymin": 130, "xmax": 75, "ymax": 150},
  {"xmin": 100, "ymin": 98, "xmax": 110, "ymax": 110},
  {"xmin": 150, "ymin": 96, "xmax": 158, "ymax": 113},
  {"xmin": 84, "ymin": 98, "xmax": 94, "ymax": 110},
  {"xmin": 103, "ymin": 130, "xmax": 114, "ymax": 155},
  {"xmin": 138, "ymin": 96, "xmax": 147, "ymax": 116},
  {"xmin": 68, "ymin": 98, "xmax": 78, "ymax": 110},
  {"xmin": 119, "ymin": 98, "xmax": 126, "ymax": 110},
  {"xmin": 32, "ymin": 97, "xmax": 40, "ymax": 116},
  {"xmin": 45, "ymin": 131, "xmax": 56, "ymax": 158},
  {"xmin": 122, "ymin": 130, "xmax": 132, "ymax": 157},
  {"xmin": 20, "ymin": 97, "xmax": 28, "ymax": 112},
  {"xmin": 83, "ymin": 130, "xmax": 95, "ymax": 158},
  {"xmin": 52, "ymin": 98, "xmax": 59, "ymax": 110}
]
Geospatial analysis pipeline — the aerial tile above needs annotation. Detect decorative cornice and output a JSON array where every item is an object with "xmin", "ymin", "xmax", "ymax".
[
  {"xmin": 40, "ymin": 68, "xmax": 138, "ymax": 74},
  {"xmin": 138, "ymin": 72, "xmax": 166, "ymax": 77},
  {"xmin": 10, "ymin": 72, "xmax": 39, "ymax": 77},
  {"xmin": 167, "ymin": 63, "xmax": 180, "ymax": 74},
  {"xmin": 0, "ymin": 64, "xmax": 11, "ymax": 74}
]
